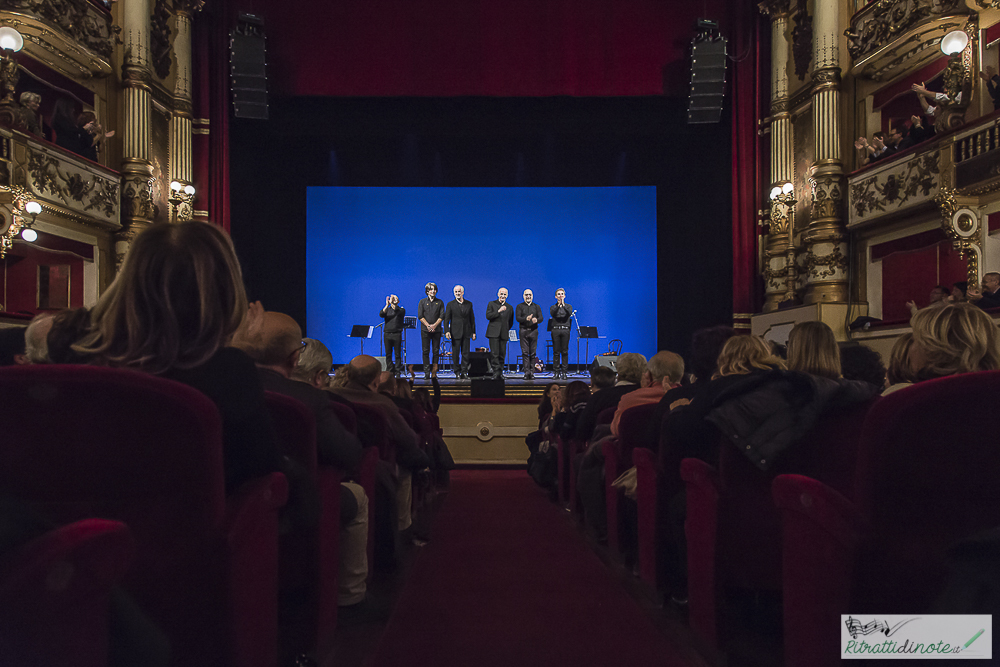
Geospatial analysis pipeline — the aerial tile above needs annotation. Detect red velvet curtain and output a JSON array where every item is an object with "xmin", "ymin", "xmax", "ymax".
[
  {"xmin": 193, "ymin": 0, "xmax": 232, "ymax": 231},
  {"xmin": 730, "ymin": 0, "xmax": 763, "ymax": 326},
  {"xmin": 261, "ymin": 0, "xmax": 731, "ymax": 97}
]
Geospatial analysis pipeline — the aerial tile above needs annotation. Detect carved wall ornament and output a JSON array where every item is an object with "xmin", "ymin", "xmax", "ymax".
[
  {"xmin": 0, "ymin": 0, "xmax": 122, "ymax": 60},
  {"xmin": 122, "ymin": 175, "xmax": 154, "ymax": 221},
  {"xmin": 763, "ymin": 264, "xmax": 788, "ymax": 290},
  {"xmin": 849, "ymin": 151, "xmax": 939, "ymax": 223},
  {"xmin": 812, "ymin": 68, "xmax": 840, "ymax": 88},
  {"xmin": 150, "ymin": 0, "xmax": 172, "ymax": 80},
  {"xmin": 805, "ymin": 246, "xmax": 848, "ymax": 279},
  {"xmin": 173, "ymin": 0, "xmax": 205, "ymax": 15},
  {"xmin": 25, "ymin": 148, "xmax": 119, "ymax": 218},
  {"xmin": 809, "ymin": 176, "xmax": 843, "ymax": 220},
  {"xmin": 934, "ymin": 187, "xmax": 981, "ymax": 286},
  {"xmin": 758, "ymin": 0, "xmax": 791, "ymax": 18},
  {"xmin": 791, "ymin": 0, "xmax": 811, "ymax": 81},
  {"xmin": 770, "ymin": 99, "xmax": 790, "ymax": 115},
  {"xmin": 844, "ymin": 0, "xmax": 963, "ymax": 63}
]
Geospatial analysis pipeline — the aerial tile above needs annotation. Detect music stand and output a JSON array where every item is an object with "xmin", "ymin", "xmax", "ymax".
[
  {"xmin": 506, "ymin": 329, "xmax": 518, "ymax": 376},
  {"xmin": 349, "ymin": 324, "xmax": 374, "ymax": 355},
  {"xmin": 578, "ymin": 326, "xmax": 599, "ymax": 376},
  {"xmin": 402, "ymin": 317, "xmax": 417, "ymax": 368}
]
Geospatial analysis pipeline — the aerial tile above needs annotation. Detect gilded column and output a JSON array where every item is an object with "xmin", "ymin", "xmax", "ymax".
[
  {"xmin": 760, "ymin": 0, "xmax": 793, "ymax": 312},
  {"xmin": 170, "ymin": 2, "xmax": 198, "ymax": 221},
  {"xmin": 118, "ymin": 0, "xmax": 155, "ymax": 268},
  {"xmin": 802, "ymin": 0, "xmax": 848, "ymax": 304}
]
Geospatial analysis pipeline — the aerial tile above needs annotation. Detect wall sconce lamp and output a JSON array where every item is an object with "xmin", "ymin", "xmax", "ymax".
[
  {"xmin": 940, "ymin": 30, "xmax": 969, "ymax": 57},
  {"xmin": 168, "ymin": 180, "xmax": 196, "ymax": 222},
  {"xmin": 0, "ymin": 27, "xmax": 22, "ymax": 108},
  {"xmin": 0, "ymin": 194, "xmax": 42, "ymax": 258},
  {"xmin": 939, "ymin": 29, "xmax": 970, "ymax": 106},
  {"xmin": 767, "ymin": 181, "xmax": 795, "ymax": 235}
]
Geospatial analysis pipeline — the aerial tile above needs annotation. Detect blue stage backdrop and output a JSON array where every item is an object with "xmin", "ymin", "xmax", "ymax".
[{"xmin": 306, "ymin": 187, "xmax": 657, "ymax": 365}]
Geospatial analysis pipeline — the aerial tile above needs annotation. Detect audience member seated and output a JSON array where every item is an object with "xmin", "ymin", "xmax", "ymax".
[
  {"xmin": 966, "ymin": 272, "xmax": 1000, "ymax": 310},
  {"xmin": 15, "ymin": 91, "xmax": 42, "ymax": 136},
  {"xmin": 0, "ymin": 325, "xmax": 26, "ymax": 366},
  {"xmin": 537, "ymin": 382, "xmax": 560, "ymax": 429},
  {"xmin": 328, "ymin": 355, "xmax": 431, "ymax": 533},
  {"xmin": 907, "ymin": 284, "xmax": 950, "ymax": 316},
  {"xmin": 589, "ymin": 365, "xmax": 616, "ymax": 391},
  {"xmin": 68, "ymin": 220, "xmax": 284, "ymax": 494},
  {"xmin": 883, "ymin": 332, "xmax": 917, "ymax": 396},
  {"xmin": 22, "ymin": 312, "xmax": 55, "ymax": 364},
  {"xmin": 909, "ymin": 302, "xmax": 1000, "ymax": 383},
  {"xmin": 550, "ymin": 381, "xmax": 591, "ymax": 442},
  {"xmin": 950, "ymin": 280, "xmax": 968, "ymax": 303},
  {"xmin": 52, "ymin": 98, "xmax": 98, "ymax": 161},
  {"xmin": 785, "ymin": 321, "xmax": 840, "ymax": 379},
  {"xmin": 610, "ymin": 351, "xmax": 684, "ymax": 437},
  {"xmin": 574, "ymin": 352, "xmax": 645, "ymax": 444},
  {"xmin": 838, "ymin": 342, "xmax": 887, "ymax": 391},
  {"xmin": 242, "ymin": 309, "xmax": 369, "ymax": 606},
  {"xmin": 983, "ymin": 67, "xmax": 1000, "ymax": 110},
  {"xmin": 644, "ymin": 325, "xmax": 737, "ymax": 449}
]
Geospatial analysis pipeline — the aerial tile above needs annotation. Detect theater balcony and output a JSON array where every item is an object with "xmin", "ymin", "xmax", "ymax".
[
  {"xmin": 846, "ymin": 0, "xmax": 972, "ymax": 83},
  {"xmin": 0, "ymin": 0, "xmax": 116, "ymax": 79},
  {"xmin": 846, "ymin": 108, "xmax": 1000, "ymax": 357},
  {"xmin": 0, "ymin": 126, "xmax": 119, "ymax": 322}
]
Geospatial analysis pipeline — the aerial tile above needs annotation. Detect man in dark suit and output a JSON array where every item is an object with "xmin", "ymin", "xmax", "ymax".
[
  {"xmin": 485, "ymin": 287, "xmax": 514, "ymax": 380},
  {"xmin": 516, "ymin": 288, "xmax": 543, "ymax": 380},
  {"xmin": 550, "ymin": 288, "xmax": 574, "ymax": 379},
  {"xmin": 417, "ymin": 282, "xmax": 445, "ymax": 380},
  {"xmin": 444, "ymin": 285, "xmax": 476, "ymax": 379},
  {"xmin": 379, "ymin": 294, "xmax": 406, "ymax": 376}
]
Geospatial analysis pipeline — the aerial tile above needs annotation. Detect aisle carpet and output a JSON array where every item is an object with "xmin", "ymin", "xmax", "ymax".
[{"xmin": 368, "ymin": 470, "xmax": 698, "ymax": 666}]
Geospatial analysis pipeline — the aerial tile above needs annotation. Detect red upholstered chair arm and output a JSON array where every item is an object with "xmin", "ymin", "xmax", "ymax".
[
  {"xmin": 633, "ymin": 447, "xmax": 659, "ymax": 588},
  {"xmin": 0, "ymin": 519, "xmax": 133, "ymax": 667},
  {"xmin": 680, "ymin": 457, "xmax": 721, "ymax": 646},
  {"xmin": 596, "ymin": 406, "xmax": 616, "ymax": 426},
  {"xmin": 772, "ymin": 474, "xmax": 865, "ymax": 667},
  {"xmin": 224, "ymin": 472, "xmax": 288, "ymax": 667}
]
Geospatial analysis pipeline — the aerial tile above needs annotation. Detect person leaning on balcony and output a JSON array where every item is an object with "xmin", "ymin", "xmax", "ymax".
[
  {"xmin": 16, "ymin": 91, "xmax": 41, "ymax": 135},
  {"xmin": 979, "ymin": 66, "xmax": 1000, "ymax": 110}
]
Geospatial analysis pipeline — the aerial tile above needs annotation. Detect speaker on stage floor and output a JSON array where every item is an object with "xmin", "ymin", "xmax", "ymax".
[
  {"xmin": 471, "ymin": 378, "xmax": 505, "ymax": 398},
  {"xmin": 591, "ymin": 355, "xmax": 619, "ymax": 375},
  {"xmin": 468, "ymin": 351, "xmax": 491, "ymax": 378}
]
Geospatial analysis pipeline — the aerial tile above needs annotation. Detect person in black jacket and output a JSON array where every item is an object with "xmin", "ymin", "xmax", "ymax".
[
  {"xmin": 379, "ymin": 294, "xmax": 406, "ymax": 376},
  {"xmin": 516, "ymin": 289, "xmax": 543, "ymax": 380},
  {"xmin": 444, "ymin": 285, "xmax": 476, "ymax": 379},
  {"xmin": 417, "ymin": 282, "xmax": 445, "ymax": 380},
  {"xmin": 550, "ymin": 288, "xmax": 573, "ymax": 379},
  {"xmin": 485, "ymin": 288, "xmax": 514, "ymax": 380}
]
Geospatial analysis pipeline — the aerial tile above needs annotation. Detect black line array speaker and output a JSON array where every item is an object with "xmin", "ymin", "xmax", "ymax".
[
  {"xmin": 687, "ymin": 20, "xmax": 727, "ymax": 125},
  {"xmin": 230, "ymin": 13, "xmax": 268, "ymax": 120}
]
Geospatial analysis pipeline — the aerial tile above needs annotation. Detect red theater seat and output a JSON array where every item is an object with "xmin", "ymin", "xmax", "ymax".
[
  {"xmin": 0, "ymin": 518, "xmax": 133, "ymax": 667},
  {"xmin": 0, "ymin": 365, "xmax": 287, "ymax": 667}
]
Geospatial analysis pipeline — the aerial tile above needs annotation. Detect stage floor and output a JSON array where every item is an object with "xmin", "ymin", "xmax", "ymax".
[{"xmin": 402, "ymin": 370, "xmax": 592, "ymax": 397}]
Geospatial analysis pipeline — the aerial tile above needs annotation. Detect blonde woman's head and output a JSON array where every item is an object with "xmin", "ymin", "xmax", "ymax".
[
  {"xmin": 715, "ymin": 335, "xmax": 785, "ymax": 378},
  {"xmin": 74, "ymin": 221, "xmax": 247, "ymax": 374},
  {"xmin": 786, "ymin": 321, "xmax": 841, "ymax": 379},
  {"xmin": 909, "ymin": 302, "xmax": 1000, "ymax": 380}
]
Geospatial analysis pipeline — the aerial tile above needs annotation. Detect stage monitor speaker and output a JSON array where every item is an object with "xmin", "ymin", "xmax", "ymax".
[
  {"xmin": 468, "ymin": 351, "xmax": 491, "ymax": 378},
  {"xmin": 591, "ymin": 355, "xmax": 619, "ymax": 374},
  {"xmin": 687, "ymin": 21, "xmax": 727, "ymax": 125},
  {"xmin": 230, "ymin": 13, "xmax": 269, "ymax": 120},
  {"xmin": 471, "ymin": 378, "xmax": 505, "ymax": 398},
  {"xmin": 374, "ymin": 356, "xmax": 387, "ymax": 371}
]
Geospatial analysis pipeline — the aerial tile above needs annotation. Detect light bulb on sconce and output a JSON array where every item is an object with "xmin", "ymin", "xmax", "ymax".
[
  {"xmin": 20, "ymin": 227, "xmax": 36, "ymax": 242},
  {"xmin": 25, "ymin": 201, "xmax": 41, "ymax": 216},
  {"xmin": 781, "ymin": 182, "xmax": 794, "ymax": 195},
  {"xmin": 168, "ymin": 182, "xmax": 196, "ymax": 222},
  {"xmin": 183, "ymin": 184, "xmax": 195, "ymax": 196},
  {"xmin": 940, "ymin": 30, "xmax": 969, "ymax": 56},
  {"xmin": 0, "ymin": 27, "xmax": 24, "ymax": 53},
  {"xmin": 170, "ymin": 180, "xmax": 183, "ymax": 192}
]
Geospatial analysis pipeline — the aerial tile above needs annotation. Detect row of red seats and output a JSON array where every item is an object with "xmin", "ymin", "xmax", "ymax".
[
  {"xmin": 0, "ymin": 364, "xmax": 443, "ymax": 666},
  {"xmin": 560, "ymin": 371, "xmax": 1000, "ymax": 666}
]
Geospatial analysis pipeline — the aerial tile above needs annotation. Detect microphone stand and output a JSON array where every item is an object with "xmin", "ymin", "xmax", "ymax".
[
  {"xmin": 373, "ymin": 322, "xmax": 384, "ymax": 357},
  {"xmin": 571, "ymin": 309, "xmax": 581, "ymax": 377}
]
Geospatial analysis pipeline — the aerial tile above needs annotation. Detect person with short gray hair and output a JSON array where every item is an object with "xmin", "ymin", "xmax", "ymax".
[{"xmin": 17, "ymin": 91, "xmax": 41, "ymax": 135}]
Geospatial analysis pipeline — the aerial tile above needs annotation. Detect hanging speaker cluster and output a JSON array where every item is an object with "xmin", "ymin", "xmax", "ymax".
[
  {"xmin": 687, "ymin": 20, "xmax": 727, "ymax": 125},
  {"xmin": 230, "ymin": 13, "xmax": 268, "ymax": 120}
]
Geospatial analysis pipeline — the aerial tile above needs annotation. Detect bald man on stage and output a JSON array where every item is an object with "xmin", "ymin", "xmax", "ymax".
[{"xmin": 516, "ymin": 289, "xmax": 543, "ymax": 380}]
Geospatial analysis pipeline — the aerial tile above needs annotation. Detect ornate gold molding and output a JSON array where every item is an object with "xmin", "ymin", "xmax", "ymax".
[
  {"xmin": 805, "ymin": 246, "xmax": 847, "ymax": 279},
  {"xmin": 0, "ymin": 0, "xmax": 120, "ymax": 60},
  {"xmin": 758, "ymin": 0, "xmax": 791, "ymax": 19},
  {"xmin": 935, "ymin": 187, "xmax": 981, "ymax": 286},
  {"xmin": 151, "ymin": 0, "xmax": 171, "ymax": 80},
  {"xmin": 809, "ymin": 174, "xmax": 844, "ymax": 220},
  {"xmin": 845, "ymin": 0, "xmax": 963, "ymax": 62},
  {"xmin": 26, "ymin": 148, "xmax": 118, "ymax": 218},
  {"xmin": 122, "ymin": 175, "xmax": 154, "ymax": 221}
]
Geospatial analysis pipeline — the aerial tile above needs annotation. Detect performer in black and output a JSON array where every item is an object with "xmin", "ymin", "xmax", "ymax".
[
  {"xmin": 485, "ymin": 287, "xmax": 514, "ymax": 380},
  {"xmin": 417, "ymin": 282, "xmax": 445, "ymax": 380},
  {"xmin": 550, "ymin": 288, "xmax": 573, "ymax": 380},
  {"xmin": 516, "ymin": 288, "xmax": 543, "ymax": 380},
  {"xmin": 379, "ymin": 294, "xmax": 405, "ymax": 376},
  {"xmin": 444, "ymin": 285, "xmax": 476, "ymax": 379}
]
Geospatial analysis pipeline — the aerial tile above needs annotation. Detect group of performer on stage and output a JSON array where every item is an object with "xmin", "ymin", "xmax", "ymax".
[{"xmin": 378, "ymin": 283, "xmax": 574, "ymax": 381}]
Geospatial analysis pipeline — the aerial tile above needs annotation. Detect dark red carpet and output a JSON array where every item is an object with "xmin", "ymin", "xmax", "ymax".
[{"xmin": 368, "ymin": 470, "xmax": 698, "ymax": 666}]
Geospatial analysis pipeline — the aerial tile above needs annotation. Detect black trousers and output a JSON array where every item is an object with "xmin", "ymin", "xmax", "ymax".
[
  {"xmin": 421, "ymin": 330, "xmax": 442, "ymax": 372},
  {"xmin": 552, "ymin": 330, "xmax": 570, "ymax": 369},
  {"xmin": 384, "ymin": 332, "xmax": 402, "ymax": 373},
  {"xmin": 520, "ymin": 330, "xmax": 538, "ymax": 373},
  {"xmin": 488, "ymin": 336, "xmax": 507, "ymax": 376},
  {"xmin": 451, "ymin": 336, "xmax": 471, "ymax": 375}
]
